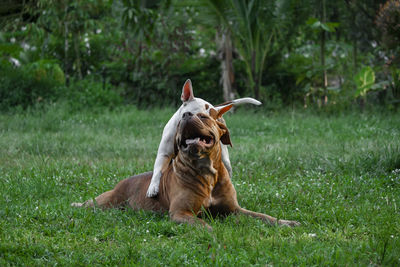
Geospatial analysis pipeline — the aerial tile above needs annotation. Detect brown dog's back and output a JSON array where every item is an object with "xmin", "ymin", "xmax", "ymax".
[{"xmin": 75, "ymin": 171, "xmax": 169, "ymax": 212}]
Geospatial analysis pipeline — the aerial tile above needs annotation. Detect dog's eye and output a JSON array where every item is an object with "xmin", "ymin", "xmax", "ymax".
[{"xmin": 199, "ymin": 114, "xmax": 208, "ymax": 119}]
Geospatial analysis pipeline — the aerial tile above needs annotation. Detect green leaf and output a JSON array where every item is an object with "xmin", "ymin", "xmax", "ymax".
[
  {"xmin": 306, "ymin": 17, "xmax": 319, "ymax": 26},
  {"xmin": 311, "ymin": 21, "xmax": 321, "ymax": 30},
  {"xmin": 354, "ymin": 66, "xmax": 375, "ymax": 97},
  {"xmin": 321, "ymin": 23, "xmax": 331, "ymax": 32},
  {"xmin": 306, "ymin": 18, "xmax": 339, "ymax": 32},
  {"xmin": 371, "ymin": 81, "xmax": 390, "ymax": 90},
  {"xmin": 326, "ymin": 22, "xmax": 340, "ymax": 30}
]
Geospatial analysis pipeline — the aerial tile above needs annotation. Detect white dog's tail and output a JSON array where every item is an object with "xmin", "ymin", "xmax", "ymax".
[
  {"xmin": 216, "ymin": 97, "xmax": 261, "ymax": 110},
  {"xmin": 231, "ymin": 97, "xmax": 261, "ymax": 106}
]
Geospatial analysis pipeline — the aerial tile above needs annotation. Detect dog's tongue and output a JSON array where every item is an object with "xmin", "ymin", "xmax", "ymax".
[{"xmin": 185, "ymin": 137, "xmax": 200, "ymax": 145}]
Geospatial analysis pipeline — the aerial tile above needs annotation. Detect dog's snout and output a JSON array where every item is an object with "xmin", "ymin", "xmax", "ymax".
[{"xmin": 182, "ymin": 112, "xmax": 193, "ymax": 119}]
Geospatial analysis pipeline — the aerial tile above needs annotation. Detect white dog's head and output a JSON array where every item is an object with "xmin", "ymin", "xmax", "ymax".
[{"xmin": 178, "ymin": 79, "xmax": 214, "ymax": 118}]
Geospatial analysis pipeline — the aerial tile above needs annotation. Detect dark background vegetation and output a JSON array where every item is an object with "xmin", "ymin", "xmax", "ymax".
[{"xmin": 0, "ymin": 0, "xmax": 399, "ymax": 111}]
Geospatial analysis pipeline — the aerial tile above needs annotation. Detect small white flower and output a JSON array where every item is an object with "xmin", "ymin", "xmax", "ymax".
[
  {"xmin": 9, "ymin": 57, "xmax": 20, "ymax": 67},
  {"xmin": 22, "ymin": 43, "xmax": 30, "ymax": 51},
  {"xmin": 308, "ymin": 233, "xmax": 316, "ymax": 237}
]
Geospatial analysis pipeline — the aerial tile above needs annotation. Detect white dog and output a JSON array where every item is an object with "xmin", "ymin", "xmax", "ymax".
[{"xmin": 146, "ymin": 79, "xmax": 261, "ymax": 197}]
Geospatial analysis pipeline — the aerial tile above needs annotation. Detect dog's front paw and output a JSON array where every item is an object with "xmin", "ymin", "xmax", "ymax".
[
  {"xmin": 146, "ymin": 188, "xmax": 158, "ymax": 198},
  {"xmin": 146, "ymin": 172, "xmax": 161, "ymax": 198},
  {"xmin": 278, "ymin": 219, "xmax": 301, "ymax": 227}
]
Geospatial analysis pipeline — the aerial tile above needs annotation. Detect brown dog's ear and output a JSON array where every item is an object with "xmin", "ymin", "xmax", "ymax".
[
  {"xmin": 217, "ymin": 121, "xmax": 232, "ymax": 147},
  {"xmin": 181, "ymin": 79, "xmax": 194, "ymax": 102},
  {"xmin": 210, "ymin": 104, "xmax": 233, "ymax": 119},
  {"xmin": 216, "ymin": 104, "xmax": 233, "ymax": 118}
]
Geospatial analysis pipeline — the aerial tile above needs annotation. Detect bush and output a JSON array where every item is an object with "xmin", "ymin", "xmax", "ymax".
[
  {"xmin": 62, "ymin": 78, "xmax": 123, "ymax": 110},
  {"xmin": 0, "ymin": 60, "xmax": 122, "ymax": 111},
  {"xmin": 0, "ymin": 60, "xmax": 64, "ymax": 110},
  {"xmin": 376, "ymin": 0, "xmax": 400, "ymax": 50}
]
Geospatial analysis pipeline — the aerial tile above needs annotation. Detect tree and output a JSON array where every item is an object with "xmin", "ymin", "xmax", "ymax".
[
  {"xmin": 217, "ymin": 29, "xmax": 236, "ymax": 101},
  {"xmin": 205, "ymin": 0, "xmax": 277, "ymax": 100},
  {"xmin": 24, "ymin": 0, "xmax": 111, "ymax": 81}
]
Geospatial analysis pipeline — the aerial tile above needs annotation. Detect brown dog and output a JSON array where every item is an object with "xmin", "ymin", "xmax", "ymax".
[{"xmin": 71, "ymin": 106, "xmax": 300, "ymax": 229}]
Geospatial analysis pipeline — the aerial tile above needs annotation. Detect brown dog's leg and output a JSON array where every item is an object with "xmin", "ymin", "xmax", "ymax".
[
  {"xmin": 71, "ymin": 189, "xmax": 124, "ymax": 209},
  {"xmin": 236, "ymin": 207, "xmax": 300, "ymax": 227},
  {"xmin": 170, "ymin": 211, "xmax": 212, "ymax": 231}
]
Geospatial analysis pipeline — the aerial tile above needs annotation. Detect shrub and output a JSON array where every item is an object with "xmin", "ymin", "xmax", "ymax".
[
  {"xmin": 0, "ymin": 60, "xmax": 64, "ymax": 110},
  {"xmin": 376, "ymin": 0, "xmax": 400, "ymax": 50},
  {"xmin": 62, "ymin": 78, "xmax": 123, "ymax": 111}
]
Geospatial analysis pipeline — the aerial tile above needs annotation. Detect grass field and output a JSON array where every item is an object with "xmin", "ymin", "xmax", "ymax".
[{"xmin": 1, "ymin": 104, "xmax": 399, "ymax": 266}]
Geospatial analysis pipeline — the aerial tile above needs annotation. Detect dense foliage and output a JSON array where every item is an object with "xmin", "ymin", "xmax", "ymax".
[{"xmin": 0, "ymin": 0, "xmax": 399, "ymax": 110}]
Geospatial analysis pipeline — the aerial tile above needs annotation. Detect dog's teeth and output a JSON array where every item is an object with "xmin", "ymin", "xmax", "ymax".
[{"xmin": 186, "ymin": 137, "xmax": 200, "ymax": 145}]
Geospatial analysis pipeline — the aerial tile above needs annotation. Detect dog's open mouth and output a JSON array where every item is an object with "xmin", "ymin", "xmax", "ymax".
[
  {"xmin": 180, "ymin": 127, "xmax": 214, "ymax": 150},
  {"xmin": 183, "ymin": 135, "xmax": 214, "ymax": 148}
]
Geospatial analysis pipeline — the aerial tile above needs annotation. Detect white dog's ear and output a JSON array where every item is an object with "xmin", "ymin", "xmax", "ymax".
[{"xmin": 181, "ymin": 79, "xmax": 194, "ymax": 102}]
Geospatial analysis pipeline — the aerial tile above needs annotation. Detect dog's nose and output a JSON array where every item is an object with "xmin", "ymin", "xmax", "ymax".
[{"xmin": 182, "ymin": 112, "xmax": 193, "ymax": 119}]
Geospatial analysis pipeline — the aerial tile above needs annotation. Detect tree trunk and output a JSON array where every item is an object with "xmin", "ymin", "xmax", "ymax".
[
  {"xmin": 254, "ymin": 82, "xmax": 260, "ymax": 100},
  {"xmin": 251, "ymin": 51, "xmax": 259, "ymax": 99},
  {"xmin": 217, "ymin": 29, "xmax": 236, "ymax": 102},
  {"xmin": 73, "ymin": 31, "xmax": 82, "ymax": 80},
  {"xmin": 353, "ymin": 36, "xmax": 358, "ymax": 73},
  {"xmin": 321, "ymin": 0, "xmax": 328, "ymax": 105},
  {"xmin": 64, "ymin": 8, "xmax": 69, "ymax": 84}
]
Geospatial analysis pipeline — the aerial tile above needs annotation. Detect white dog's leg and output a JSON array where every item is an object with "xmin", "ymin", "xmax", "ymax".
[
  {"xmin": 147, "ymin": 151, "xmax": 173, "ymax": 197},
  {"xmin": 147, "ymin": 117, "xmax": 178, "ymax": 197},
  {"xmin": 221, "ymin": 144, "xmax": 232, "ymax": 178},
  {"xmin": 146, "ymin": 164, "xmax": 163, "ymax": 197}
]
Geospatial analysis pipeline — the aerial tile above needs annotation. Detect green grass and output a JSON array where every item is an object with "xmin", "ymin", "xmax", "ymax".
[{"xmin": 1, "ymin": 104, "xmax": 399, "ymax": 266}]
